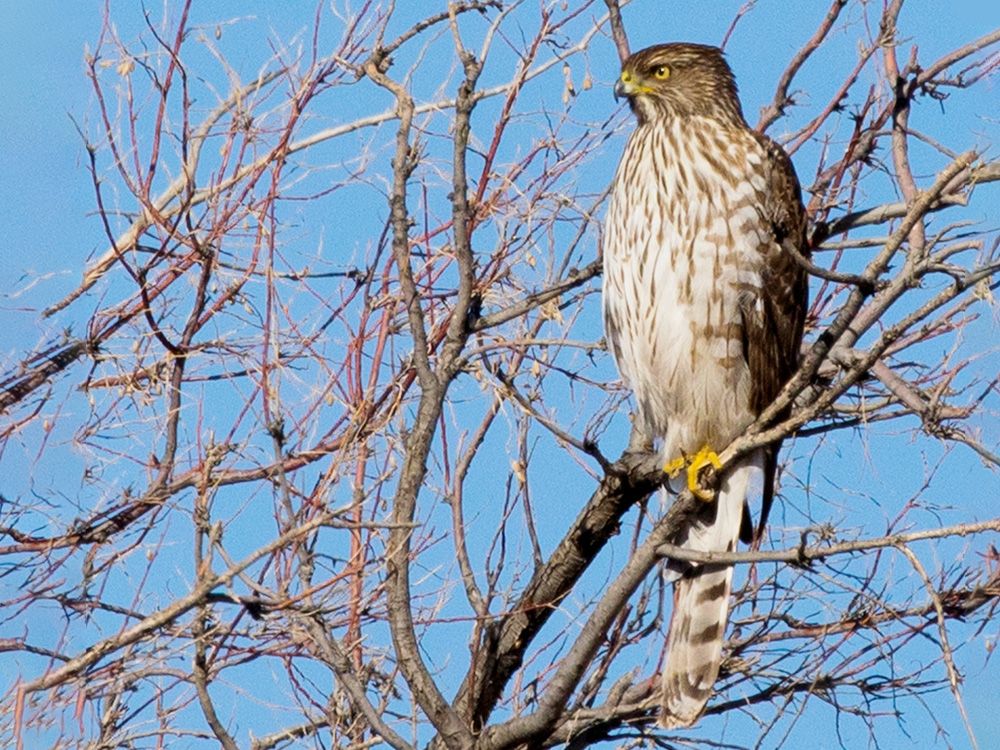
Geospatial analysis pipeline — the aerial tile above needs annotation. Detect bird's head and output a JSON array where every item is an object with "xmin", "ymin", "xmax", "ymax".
[{"xmin": 614, "ymin": 43, "xmax": 745, "ymax": 126}]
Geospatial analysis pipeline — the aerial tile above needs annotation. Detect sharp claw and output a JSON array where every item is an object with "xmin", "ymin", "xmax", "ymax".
[
  {"xmin": 687, "ymin": 446, "xmax": 721, "ymax": 501},
  {"xmin": 665, "ymin": 446, "xmax": 721, "ymax": 500},
  {"xmin": 663, "ymin": 456, "xmax": 687, "ymax": 478}
]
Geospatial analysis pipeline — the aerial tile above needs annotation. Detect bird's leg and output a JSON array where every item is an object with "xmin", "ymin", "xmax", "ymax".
[{"xmin": 664, "ymin": 445, "xmax": 721, "ymax": 501}]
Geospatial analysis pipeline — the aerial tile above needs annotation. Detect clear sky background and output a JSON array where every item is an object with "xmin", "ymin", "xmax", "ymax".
[{"xmin": 2, "ymin": 2, "xmax": 1000, "ymax": 748}]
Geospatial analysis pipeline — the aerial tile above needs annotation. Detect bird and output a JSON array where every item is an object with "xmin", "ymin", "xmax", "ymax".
[{"xmin": 602, "ymin": 43, "xmax": 808, "ymax": 727}]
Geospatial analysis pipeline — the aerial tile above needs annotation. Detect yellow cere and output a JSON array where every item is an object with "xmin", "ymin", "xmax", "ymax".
[{"xmin": 620, "ymin": 70, "xmax": 654, "ymax": 95}]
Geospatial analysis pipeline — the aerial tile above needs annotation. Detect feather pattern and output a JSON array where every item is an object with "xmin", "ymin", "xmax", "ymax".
[{"xmin": 603, "ymin": 43, "xmax": 808, "ymax": 727}]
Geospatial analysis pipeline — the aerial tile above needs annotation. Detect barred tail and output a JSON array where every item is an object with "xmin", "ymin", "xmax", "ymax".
[
  {"xmin": 660, "ymin": 562, "xmax": 734, "ymax": 726},
  {"xmin": 659, "ymin": 455, "xmax": 759, "ymax": 727}
]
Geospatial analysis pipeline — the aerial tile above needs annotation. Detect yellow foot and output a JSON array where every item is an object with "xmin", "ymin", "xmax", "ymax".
[
  {"xmin": 663, "ymin": 445, "xmax": 721, "ymax": 501},
  {"xmin": 687, "ymin": 446, "xmax": 722, "ymax": 501},
  {"xmin": 663, "ymin": 456, "xmax": 687, "ymax": 479}
]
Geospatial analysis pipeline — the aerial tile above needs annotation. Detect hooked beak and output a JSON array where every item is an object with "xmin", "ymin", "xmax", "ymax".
[
  {"xmin": 614, "ymin": 72, "xmax": 646, "ymax": 102},
  {"xmin": 613, "ymin": 77, "xmax": 627, "ymax": 102}
]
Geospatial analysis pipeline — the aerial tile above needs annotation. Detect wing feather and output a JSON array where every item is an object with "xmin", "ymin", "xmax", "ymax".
[{"xmin": 741, "ymin": 133, "xmax": 809, "ymax": 539}]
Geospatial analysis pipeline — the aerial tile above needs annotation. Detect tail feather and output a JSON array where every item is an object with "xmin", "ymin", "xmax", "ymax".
[
  {"xmin": 659, "ymin": 455, "xmax": 759, "ymax": 727},
  {"xmin": 660, "ymin": 563, "xmax": 734, "ymax": 726}
]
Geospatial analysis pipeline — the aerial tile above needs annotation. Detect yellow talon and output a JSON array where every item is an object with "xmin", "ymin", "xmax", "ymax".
[
  {"xmin": 687, "ymin": 445, "xmax": 721, "ymax": 501},
  {"xmin": 664, "ymin": 446, "xmax": 721, "ymax": 501},
  {"xmin": 663, "ymin": 456, "xmax": 687, "ymax": 478}
]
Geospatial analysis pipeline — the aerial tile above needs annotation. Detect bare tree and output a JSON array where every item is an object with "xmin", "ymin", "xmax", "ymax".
[{"xmin": 3, "ymin": 1, "xmax": 1000, "ymax": 749}]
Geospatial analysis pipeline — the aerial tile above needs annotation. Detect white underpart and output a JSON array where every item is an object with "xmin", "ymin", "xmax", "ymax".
[
  {"xmin": 604, "ymin": 117, "xmax": 768, "ymax": 456},
  {"xmin": 603, "ymin": 114, "xmax": 772, "ymax": 726}
]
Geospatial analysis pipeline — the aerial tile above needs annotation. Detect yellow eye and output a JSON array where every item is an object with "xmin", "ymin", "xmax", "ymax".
[{"xmin": 653, "ymin": 65, "xmax": 669, "ymax": 80}]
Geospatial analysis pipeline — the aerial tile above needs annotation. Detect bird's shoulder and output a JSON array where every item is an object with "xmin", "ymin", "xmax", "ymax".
[{"xmin": 747, "ymin": 131, "xmax": 807, "ymax": 242}]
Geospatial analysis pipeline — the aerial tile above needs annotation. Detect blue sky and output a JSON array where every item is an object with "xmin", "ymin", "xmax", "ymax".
[{"xmin": 2, "ymin": 2, "xmax": 1000, "ymax": 749}]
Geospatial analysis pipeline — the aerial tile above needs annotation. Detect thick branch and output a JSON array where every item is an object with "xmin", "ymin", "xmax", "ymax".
[
  {"xmin": 480, "ymin": 493, "xmax": 696, "ymax": 750},
  {"xmin": 451, "ymin": 449, "xmax": 667, "ymax": 731},
  {"xmin": 365, "ymin": 52, "xmax": 473, "ymax": 750}
]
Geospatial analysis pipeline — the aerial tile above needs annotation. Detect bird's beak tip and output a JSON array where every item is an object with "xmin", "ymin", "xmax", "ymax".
[{"xmin": 613, "ymin": 78, "xmax": 626, "ymax": 102}]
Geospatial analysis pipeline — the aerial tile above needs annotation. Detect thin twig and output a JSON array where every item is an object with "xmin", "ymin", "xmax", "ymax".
[{"xmin": 658, "ymin": 517, "xmax": 1000, "ymax": 565}]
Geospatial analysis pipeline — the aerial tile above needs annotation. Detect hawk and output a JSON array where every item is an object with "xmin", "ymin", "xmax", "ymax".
[{"xmin": 602, "ymin": 43, "xmax": 808, "ymax": 727}]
